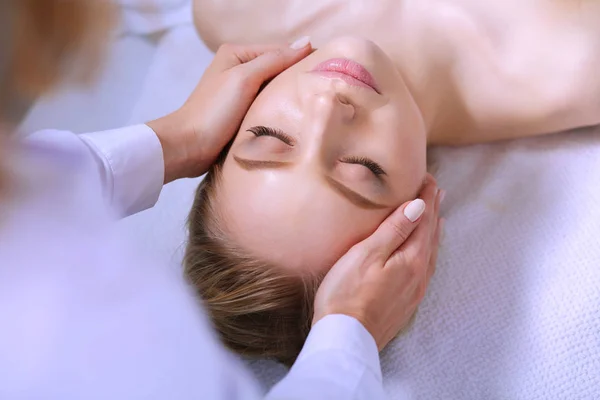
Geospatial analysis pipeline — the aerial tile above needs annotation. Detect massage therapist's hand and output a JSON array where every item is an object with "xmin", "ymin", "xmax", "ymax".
[
  {"xmin": 313, "ymin": 175, "xmax": 443, "ymax": 351},
  {"xmin": 148, "ymin": 37, "xmax": 312, "ymax": 183}
]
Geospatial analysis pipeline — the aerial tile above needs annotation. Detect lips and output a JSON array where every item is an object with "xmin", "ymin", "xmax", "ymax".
[{"xmin": 311, "ymin": 58, "xmax": 379, "ymax": 93}]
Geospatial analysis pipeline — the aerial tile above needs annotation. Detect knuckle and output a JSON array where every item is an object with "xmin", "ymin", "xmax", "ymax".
[
  {"xmin": 389, "ymin": 220, "xmax": 412, "ymax": 241},
  {"xmin": 389, "ymin": 248, "xmax": 407, "ymax": 266}
]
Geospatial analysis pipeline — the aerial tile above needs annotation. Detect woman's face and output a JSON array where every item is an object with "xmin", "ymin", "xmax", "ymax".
[{"xmin": 218, "ymin": 37, "xmax": 427, "ymax": 274}]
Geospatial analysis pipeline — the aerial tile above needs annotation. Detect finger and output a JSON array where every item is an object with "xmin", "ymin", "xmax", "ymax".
[
  {"xmin": 431, "ymin": 187, "xmax": 444, "ymax": 242},
  {"xmin": 396, "ymin": 177, "xmax": 439, "ymax": 260},
  {"xmin": 238, "ymin": 38, "xmax": 313, "ymax": 87},
  {"xmin": 361, "ymin": 198, "xmax": 426, "ymax": 260},
  {"xmin": 212, "ymin": 43, "xmax": 289, "ymax": 71},
  {"xmin": 402, "ymin": 217, "xmax": 442, "ymax": 307},
  {"xmin": 426, "ymin": 217, "xmax": 443, "ymax": 284}
]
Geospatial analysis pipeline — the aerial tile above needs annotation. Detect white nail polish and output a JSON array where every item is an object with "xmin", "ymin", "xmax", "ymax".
[
  {"xmin": 290, "ymin": 36, "xmax": 310, "ymax": 50},
  {"xmin": 404, "ymin": 199, "xmax": 426, "ymax": 222},
  {"xmin": 439, "ymin": 189, "xmax": 446, "ymax": 205}
]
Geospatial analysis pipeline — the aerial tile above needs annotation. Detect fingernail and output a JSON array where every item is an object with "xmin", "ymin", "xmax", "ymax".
[
  {"xmin": 439, "ymin": 189, "xmax": 446, "ymax": 205},
  {"xmin": 290, "ymin": 36, "xmax": 311, "ymax": 50},
  {"xmin": 404, "ymin": 199, "xmax": 426, "ymax": 222}
]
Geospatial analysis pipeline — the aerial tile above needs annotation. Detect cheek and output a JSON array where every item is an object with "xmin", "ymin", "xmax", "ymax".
[{"xmin": 376, "ymin": 125, "xmax": 427, "ymax": 199}]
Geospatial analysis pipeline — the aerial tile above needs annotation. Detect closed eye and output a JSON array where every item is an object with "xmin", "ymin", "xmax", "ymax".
[
  {"xmin": 341, "ymin": 156, "xmax": 386, "ymax": 177},
  {"xmin": 247, "ymin": 126, "xmax": 294, "ymax": 146}
]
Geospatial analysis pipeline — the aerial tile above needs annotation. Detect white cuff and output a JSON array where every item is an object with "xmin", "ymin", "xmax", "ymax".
[
  {"xmin": 80, "ymin": 125, "xmax": 164, "ymax": 217},
  {"xmin": 298, "ymin": 314, "xmax": 382, "ymax": 382}
]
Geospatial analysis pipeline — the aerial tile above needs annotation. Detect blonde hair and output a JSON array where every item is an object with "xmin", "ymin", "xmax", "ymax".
[{"xmin": 184, "ymin": 155, "xmax": 321, "ymax": 365}]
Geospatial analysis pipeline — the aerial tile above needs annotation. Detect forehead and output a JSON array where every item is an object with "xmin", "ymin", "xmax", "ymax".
[{"xmin": 216, "ymin": 164, "xmax": 392, "ymax": 274}]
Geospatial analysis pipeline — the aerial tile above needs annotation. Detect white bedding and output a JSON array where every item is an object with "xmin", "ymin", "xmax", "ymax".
[{"xmin": 21, "ymin": 17, "xmax": 600, "ymax": 400}]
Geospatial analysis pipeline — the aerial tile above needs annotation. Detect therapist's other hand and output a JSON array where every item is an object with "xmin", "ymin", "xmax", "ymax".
[
  {"xmin": 148, "ymin": 38, "xmax": 312, "ymax": 183},
  {"xmin": 313, "ymin": 175, "xmax": 443, "ymax": 351}
]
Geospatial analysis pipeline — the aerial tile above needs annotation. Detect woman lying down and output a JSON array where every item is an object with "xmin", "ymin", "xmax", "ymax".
[{"xmin": 185, "ymin": 0, "xmax": 600, "ymax": 365}]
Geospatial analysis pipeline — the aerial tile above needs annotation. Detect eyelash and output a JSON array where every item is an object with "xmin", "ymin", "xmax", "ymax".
[
  {"xmin": 342, "ymin": 156, "xmax": 386, "ymax": 176},
  {"xmin": 247, "ymin": 126, "xmax": 385, "ymax": 176},
  {"xmin": 247, "ymin": 126, "xmax": 294, "ymax": 146}
]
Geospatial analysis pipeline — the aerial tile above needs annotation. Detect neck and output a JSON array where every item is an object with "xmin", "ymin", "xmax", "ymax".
[{"xmin": 370, "ymin": 0, "xmax": 459, "ymax": 145}]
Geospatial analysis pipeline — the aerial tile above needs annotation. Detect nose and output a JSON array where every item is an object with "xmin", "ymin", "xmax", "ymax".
[
  {"xmin": 299, "ymin": 88, "xmax": 356, "ymax": 165},
  {"xmin": 300, "ymin": 89, "xmax": 355, "ymax": 146},
  {"xmin": 304, "ymin": 89, "xmax": 355, "ymax": 124}
]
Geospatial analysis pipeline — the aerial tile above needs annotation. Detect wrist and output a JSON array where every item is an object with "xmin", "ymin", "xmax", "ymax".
[{"xmin": 147, "ymin": 112, "xmax": 204, "ymax": 184}]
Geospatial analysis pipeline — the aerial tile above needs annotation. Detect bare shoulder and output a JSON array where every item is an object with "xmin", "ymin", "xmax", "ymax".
[
  {"xmin": 428, "ymin": 0, "xmax": 600, "ymax": 144},
  {"xmin": 193, "ymin": 0, "xmax": 276, "ymax": 51},
  {"xmin": 192, "ymin": 0, "xmax": 379, "ymax": 51}
]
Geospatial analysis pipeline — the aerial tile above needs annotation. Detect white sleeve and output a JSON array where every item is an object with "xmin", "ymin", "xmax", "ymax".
[
  {"xmin": 26, "ymin": 125, "xmax": 164, "ymax": 218},
  {"xmin": 267, "ymin": 314, "xmax": 387, "ymax": 400}
]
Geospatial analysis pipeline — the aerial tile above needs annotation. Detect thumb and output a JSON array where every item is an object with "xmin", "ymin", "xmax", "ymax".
[
  {"xmin": 361, "ymin": 199, "xmax": 426, "ymax": 260},
  {"xmin": 239, "ymin": 37, "xmax": 312, "ymax": 87}
]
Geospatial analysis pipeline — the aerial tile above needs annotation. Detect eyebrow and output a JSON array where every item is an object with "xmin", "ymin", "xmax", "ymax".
[
  {"xmin": 233, "ymin": 155, "xmax": 388, "ymax": 210},
  {"xmin": 324, "ymin": 176, "xmax": 388, "ymax": 210},
  {"xmin": 234, "ymin": 155, "xmax": 292, "ymax": 170}
]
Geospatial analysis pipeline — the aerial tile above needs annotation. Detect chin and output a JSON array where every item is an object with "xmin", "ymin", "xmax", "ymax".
[{"xmin": 323, "ymin": 36, "xmax": 385, "ymax": 58}]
